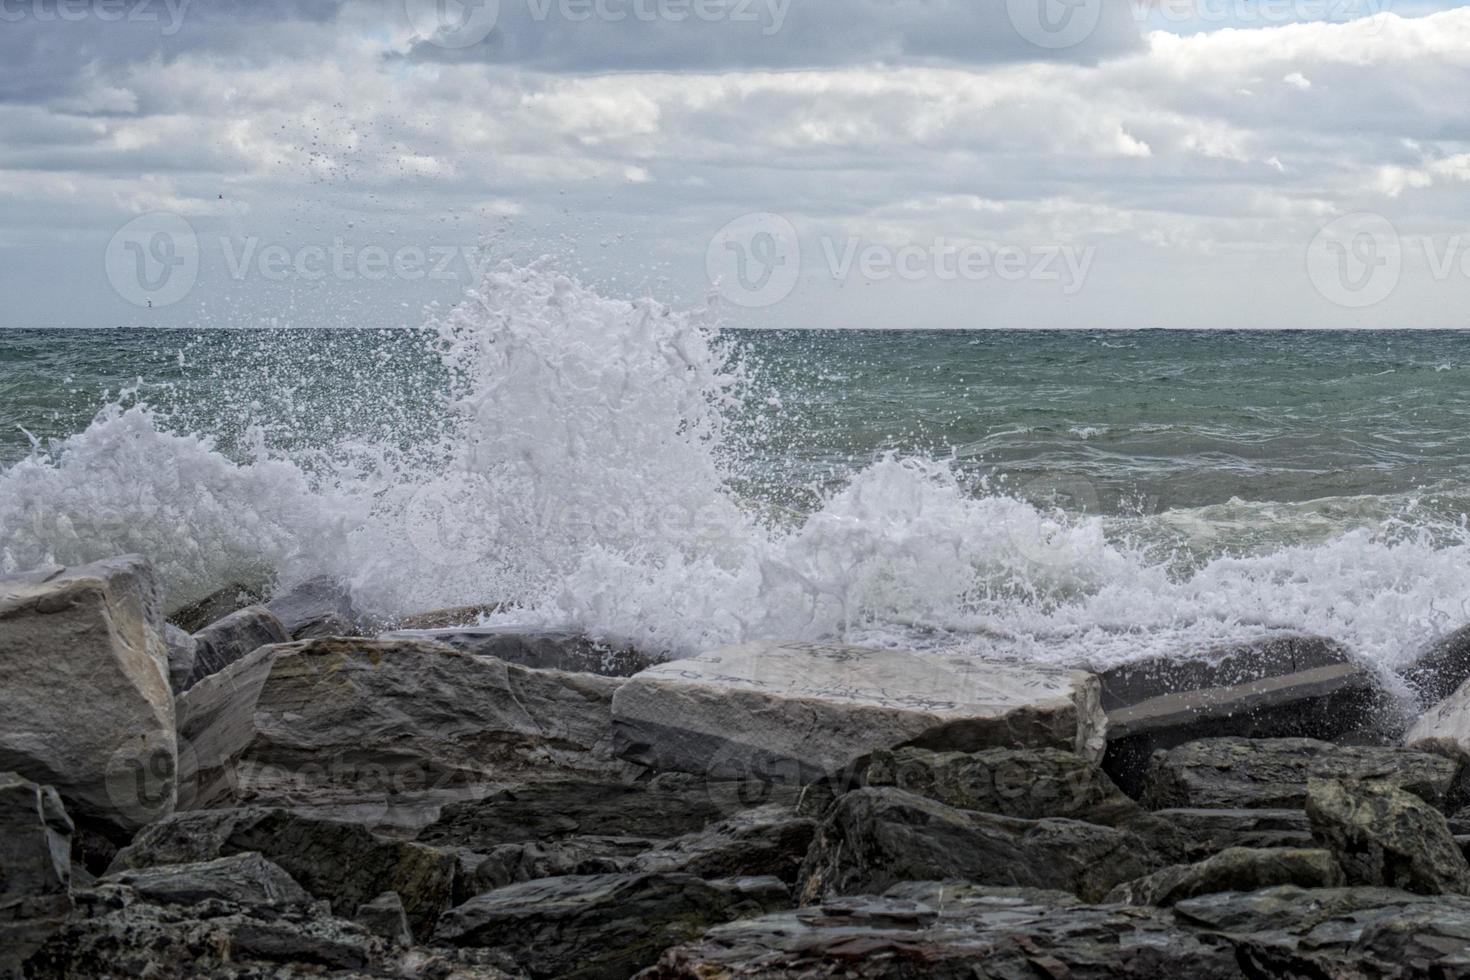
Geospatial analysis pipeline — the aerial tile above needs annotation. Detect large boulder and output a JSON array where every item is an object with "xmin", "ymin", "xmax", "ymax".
[
  {"xmin": 1100, "ymin": 635, "xmax": 1396, "ymax": 796},
  {"xmin": 796, "ymin": 786, "xmax": 1161, "ymax": 904},
  {"xmin": 630, "ymin": 804, "xmax": 817, "ymax": 883},
  {"xmin": 382, "ymin": 626, "xmax": 656, "ymax": 677},
  {"xmin": 0, "ymin": 556, "xmax": 176, "ymax": 839},
  {"xmin": 166, "ymin": 581, "xmax": 267, "ymax": 634},
  {"xmin": 172, "ymin": 645, "xmax": 274, "ymax": 811},
  {"xmin": 0, "ymin": 772, "xmax": 73, "ymax": 978},
  {"xmin": 1155, "ymin": 808, "xmax": 1314, "ymax": 860},
  {"xmin": 1406, "ymin": 675, "xmax": 1470, "ymax": 756},
  {"xmin": 99, "ymin": 852, "xmax": 310, "ymax": 908},
  {"xmin": 612, "ymin": 642, "xmax": 1105, "ymax": 787},
  {"xmin": 1400, "ymin": 624, "xmax": 1470, "ymax": 709},
  {"xmin": 1105, "ymin": 847, "xmax": 1343, "ymax": 906},
  {"xmin": 1306, "ymin": 776, "xmax": 1470, "ymax": 895},
  {"xmin": 434, "ymin": 873, "xmax": 789, "ymax": 980},
  {"xmin": 183, "ymin": 605, "xmax": 287, "ymax": 691},
  {"xmin": 1142, "ymin": 737, "xmax": 1466, "ymax": 811},
  {"xmin": 161, "ymin": 623, "xmax": 197, "ymax": 694},
  {"xmin": 264, "ymin": 576, "xmax": 360, "ymax": 640}
]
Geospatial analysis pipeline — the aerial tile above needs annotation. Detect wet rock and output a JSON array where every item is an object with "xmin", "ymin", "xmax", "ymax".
[
  {"xmin": 0, "ymin": 772, "xmax": 73, "ymax": 978},
  {"xmin": 1406, "ymin": 676, "xmax": 1470, "ymax": 756},
  {"xmin": 0, "ymin": 555, "xmax": 176, "ymax": 838},
  {"xmin": 184, "ymin": 605, "xmax": 287, "ymax": 691},
  {"xmin": 643, "ymin": 887, "xmax": 1240, "ymax": 979},
  {"xmin": 612, "ymin": 642, "xmax": 1106, "ymax": 788},
  {"xmin": 454, "ymin": 837, "xmax": 650, "ymax": 898},
  {"xmin": 1105, "ymin": 847, "xmax": 1343, "ymax": 906},
  {"xmin": 173, "ymin": 645, "xmax": 274, "ymax": 811},
  {"xmin": 435, "ymin": 872, "xmax": 789, "ymax": 980},
  {"xmin": 163, "ymin": 623, "xmax": 197, "ymax": 694},
  {"xmin": 100, "ymin": 852, "xmax": 310, "ymax": 908},
  {"xmin": 108, "ymin": 807, "xmax": 457, "ymax": 938},
  {"xmin": 383, "ymin": 626, "xmax": 657, "ymax": 677},
  {"xmin": 797, "ymin": 786, "xmax": 1161, "ymax": 904},
  {"xmin": 630, "ymin": 804, "xmax": 817, "ymax": 883},
  {"xmin": 1155, "ymin": 808, "xmax": 1314, "ymax": 859},
  {"xmin": 167, "ymin": 580, "xmax": 267, "ymax": 634},
  {"xmin": 1401, "ymin": 624, "xmax": 1470, "ymax": 708},
  {"xmin": 1142, "ymin": 736, "xmax": 1466, "ymax": 811},
  {"xmin": 1307, "ymin": 776, "xmax": 1470, "ymax": 894},
  {"xmin": 357, "ymin": 891, "xmax": 412, "ymax": 947},
  {"xmin": 264, "ymin": 576, "xmax": 361, "ymax": 639},
  {"xmin": 1100, "ymin": 635, "xmax": 1397, "ymax": 796}
]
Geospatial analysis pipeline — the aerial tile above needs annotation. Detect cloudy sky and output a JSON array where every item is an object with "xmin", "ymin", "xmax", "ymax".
[{"xmin": 2, "ymin": 0, "xmax": 1469, "ymax": 329}]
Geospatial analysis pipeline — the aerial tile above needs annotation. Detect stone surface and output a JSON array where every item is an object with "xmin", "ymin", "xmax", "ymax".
[
  {"xmin": 357, "ymin": 890, "xmax": 413, "ymax": 947},
  {"xmin": 233, "ymin": 637, "xmax": 628, "ymax": 833},
  {"xmin": 1156, "ymin": 808, "xmax": 1314, "ymax": 859},
  {"xmin": 163, "ymin": 623, "xmax": 198, "ymax": 694},
  {"xmin": 173, "ymin": 645, "xmax": 274, "ymax": 811},
  {"xmin": 184, "ymin": 604, "xmax": 288, "ymax": 691},
  {"xmin": 265, "ymin": 576, "xmax": 360, "ymax": 640},
  {"xmin": 167, "ymin": 581, "xmax": 267, "ymax": 634},
  {"xmin": 1105, "ymin": 846, "xmax": 1343, "ymax": 906},
  {"xmin": 0, "ymin": 555, "xmax": 176, "ymax": 838},
  {"xmin": 454, "ymin": 836, "xmax": 650, "ymax": 899},
  {"xmin": 0, "ymin": 772, "xmax": 73, "ymax": 978},
  {"xmin": 108, "ymin": 807, "xmax": 457, "ymax": 938},
  {"xmin": 1142, "ymin": 736, "xmax": 1466, "ymax": 811},
  {"xmin": 1307, "ymin": 776, "xmax": 1470, "ymax": 895},
  {"xmin": 612, "ymin": 642, "xmax": 1106, "ymax": 787},
  {"xmin": 100, "ymin": 852, "xmax": 310, "ymax": 907},
  {"xmin": 1406, "ymin": 676, "xmax": 1470, "ymax": 757},
  {"xmin": 630, "ymin": 805, "xmax": 817, "ymax": 883},
  {"xmin": 1100, "ymin": 635, "xmax": 1396, "ymax": 796},
  {"xmin": 797, "ymin": 786, "xmax": 1161, "ymax": 904},
  {"xmin": 1401, "ymin": 624, "xmax": 1470, "ymax": 709},
  {"xmin": 382, "ymin": 626, "xmax": 657, "ymax": 677},
  {"xmin": 435, "ymin": 872, "xmax": 789, "ymax": 980}
]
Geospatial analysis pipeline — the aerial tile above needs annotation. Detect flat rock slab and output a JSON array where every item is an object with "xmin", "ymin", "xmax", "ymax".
[
  {"xmin": 380, "ymin": 627, "xmax": 657, "ymax": 677},
  {"xmin": 1105, "ymin": 846, "xmax": 1343, "ymax": 906},
  {"xmin": 100, "ymin": 852, "xmax": 310, "ymax": 908},
  {"xmin": 1156, "ymin": 808, "xmax": 1314, "ymax": 860},
  {"xmin": 611, "ymin": 642, "xmax": 1105, "ymax": 784},
  {"xmin": 1406, "ymin": 677, "xmax": 1470, "ymax": 755}
]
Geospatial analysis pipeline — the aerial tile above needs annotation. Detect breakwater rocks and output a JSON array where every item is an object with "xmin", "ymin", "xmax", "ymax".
[{"xmin": 9, "ymin": 555, "xmax": 1470, "ymax": 976}]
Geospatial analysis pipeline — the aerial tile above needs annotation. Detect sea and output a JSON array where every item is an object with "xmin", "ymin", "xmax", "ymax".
[{"xmin": 4, "ymin": 262, "xmax": 1470, "ymax": 677}]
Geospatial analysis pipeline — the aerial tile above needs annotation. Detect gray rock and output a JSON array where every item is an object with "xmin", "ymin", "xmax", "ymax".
[
  {"xmin": 1099, "ymin": 635, "xmax": 1396, "ymax": 796},
  {"xmin": 1307, "ymin": 776, "xmax": 1470, "ymax": 894},
  {"xmin": 0, "ymin": 772, "xmax": 73, "ymax": 978},
  {"xmin": 100, "ymin": 852, "xmax": 310, "ymax": 907},
  {"xmin": 0, "ymin": 555, "xmax": 176, "ymax": 838},
  {"xmin": 382, "ymin": 626, "xmax": 657, "ymax": 677},
  {"xmin": 796, "ymin": 786, "xmax": 1162, "ymax": 904},
  {"xmin": 455, "ymin": 837, "xmax": 651, "ymax": 898},
  {"xmin": 173, "ymin": 645, "xmax": 274, "ymax": 811},
  {"xmin": 1406, "ymin": 676, "xmax": 1470, "ymax": 757},
  {"xmin": 1104, "ymin": 846, "xmax": 1343, "ymax": 906},
  {"xmin": 435, "ymin": 873, "xmax": 790, "ymax": 980},
  {"xmin": 1155, "ymin": 808, "xmax": 1314, "ymax": 859},
  {"xmin": 184, "ymin": 605, "xmax": 288, "ymax": 691},
  {"xmin": 631, "ymin": 805, "xmax": 817, "ymax": 883},
  {"xmin": 356, "ymin": 891, "xmax": 412, "ymax": 947},
  {"xmin": 1401, "ymin": 624, "xmax": 1470, "ymax": 708},
  {"xmin": 167, "ymin": 580, "xmax": 268, "ymax": 634},
  {"xmin": 1142, "ymin": 737, "xmax": 1466, "ymax": 811},
  {"xmin": 265, "ymin": 576, "xmax": 360, "ymax": 640},
  {"xmin": 163, "ymin": 623, "xmax": 198, "ymax": 694},
  {"xmin": 612, "ymin": 642, "xmax": 1106, "ymax": 788},
  {"xmin": 108, "ymin": 807, "xmax": 457, "ymax": 939}
]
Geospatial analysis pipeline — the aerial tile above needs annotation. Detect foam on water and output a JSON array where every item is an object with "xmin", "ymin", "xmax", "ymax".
[{"xmin": 3, "ymin": 261, "xmax": 1470, "ymax": 673}]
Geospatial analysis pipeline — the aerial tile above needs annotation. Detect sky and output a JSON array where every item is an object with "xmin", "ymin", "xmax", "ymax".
[{"xmin": 2, "ymin": 0, "xmax": 1470, "ymax": 329}]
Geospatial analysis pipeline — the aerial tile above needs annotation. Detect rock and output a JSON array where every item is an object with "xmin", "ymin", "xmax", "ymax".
[
  {"xmin": 1142, "ymin": 736, "xmax": 1466, "ymax": 811},
  {"xmin": 455, "ymin": 837, "xmax": 651, "ymax": 898},
  {"xmin": 100, "ymin": 852, "xmax": 310, "ymax": 908},
  {"xmin": 1307, "ymin": 776, "xmax": 1470, "ymax": 894},
  {"xmin": 173, "ymin": 645, "xmax": 274, "ymax": 811},
  {"xmin": 162, "ymin": 623, "xmax": 197, "ymax": 694},
  {"xmin": 108, "ymin": 807, "xmax": 457, "ymax": 938},
  {"xmin": 1155, "ymin": 808, "xmax": 1314, "ymax": 859},
  {"xmin": 612, "ymin": 642, "xmax": 1106, "ymax": 788},
  {"xmin": 357, "ymin": 891, "xmax": 413, "ymax": 947},
  {"xmin": 1105, "ymin": 847, "xmax": 1343, "ymax": 906},
  {"xmin": 265, "ymin": 576, "xmax": 360, "ymax": 639},
  {"xmin": 167, "ymin": 580, "xmax": 267, "ymax": 634},
  {"xmin": 796, "ymin": 786, "xmax": 1161, "ymax": 904},
  {"xmin": 435, "ymin": 873, "xmax": 789, "ymax": 980},
  {"xmin": 184, "ymin": 604, "xmax": 288, "ymax": 691},
  {"xmin": 0, "ymin": 772, "xmax": 73, "ymax": 978},
  {"xmin": 1100, "ymin": 635, "xmax": 1396, "ymax": 796},
  {"xmin": 1401, "ymin": 624, "xmax": 1470, "ymax": 708},
  {"xmin": 0, "ymin": 555, "xmax": 175, "ymax": 839},
  {"xmin": 234, "ymin": 637, "xmax": 628, "ymax": 833},
  {"xmin": 1406, "ymin": 676, "xmax": 1470, "ymax": 756},
  {"xmin": 383, "ymin": 626, "xmax": 657, "ymax": 677},
  {"xmin": 630, "ymin": 805, "xmax": 817, "ymax": 883},
  {"xmin": 643, "ymin": 887, "xmax": 1241, "ymax": 979}
]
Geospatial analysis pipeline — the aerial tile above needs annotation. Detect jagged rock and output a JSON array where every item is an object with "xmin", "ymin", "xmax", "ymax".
[
  {"xmin": 184, "ymin": 605, "xmax": 288, "ymax": 691},
  {"xmin": 0, "ymin": 555, "xmax": 176, "ymax": 838},
  {"xmin": 797, "ymin": 786, "xmax": 1161, "ymax": 904},
  {"xmin": 631, "ymin": 805, "xmax": 817, "ymax": 883},
  {"xmin": 1105, "ymin": 847, "xmax": 1343, "ymax": 906},
  {"xmin": 357, "ymin": 891, "xmax": 412, "ymax": 947},
  {"xmin": 233, "ymin": 637, "xmax": 629, "ymax": 833},
  {"xmin": 108, "ymin": 807, "xmax": 457, "ymax": 938},
  {"xmin": 1100, "ymin": 635, "xmax": 1397, "ymax": 796},
  {"xmin": 0, "ymin": 772, "xmax": 73, "ymax": 978},
  {"xmin": 167, "ymin": 581, "xmax": 267, "ymax": 634},
  {"xmin": 100, "ymin": 852, "xmax": 310, "ymax": 907},
  {"xmin": 612, "ymin": 642, "xmax": 1106, "ymax": 788},
  {"xmin": 642, "ymin": 887, "xmax": 1240, "ymax": 979},
  {"xmin": 1142, "ymin": 737, "xmax": 1466, "ymax": 811},
  {"xmin": 455, "ymin": 837, "xmax": 650, "ymax": 899},
  {"xmin": 435, "ymin": 873, "xmax": 789, "ymax": 980},
  {"xmin": 265, "ymin": 576, "xmax": 360, "ymax": 640},
  {"xmin": 1406, "ymin": 677, "xmax": 1470, "ymax": 757},
  {"xmin": 163, "ymin": 623, "xmax": 198, "ymax": 694},
  {"xmin": 1156, "ymin": 808, "xmax": 1314, "ymax": 859},
  {"xmin": 1307, "ymin": 776, "xmax": 1470, "ymax": 894},
  {"xmin": 173, "ymin": 646, "xmax": 274, "ymax": 811},
  {"xmin": 1401, "ymin": 624, "xmax": 1470, "ymax": 708},
  {"xmin": 382, "ymin": 626, "xmax": 657, "ymax": 677}
]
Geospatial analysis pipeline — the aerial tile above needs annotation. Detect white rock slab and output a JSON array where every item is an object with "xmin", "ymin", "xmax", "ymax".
[
  {"xmin": 1405, "ymin": 678, "xmax": 1470, "ymax": 753},
  {"xmin": 610, "ymin": 642, "xmax": 1105, "ymax": 783}
]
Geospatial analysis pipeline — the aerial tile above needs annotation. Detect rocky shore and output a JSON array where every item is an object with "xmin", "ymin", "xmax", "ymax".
[{"xmin": 6, "ymin": 555, "xmax": 1470, "ymax": 977}]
